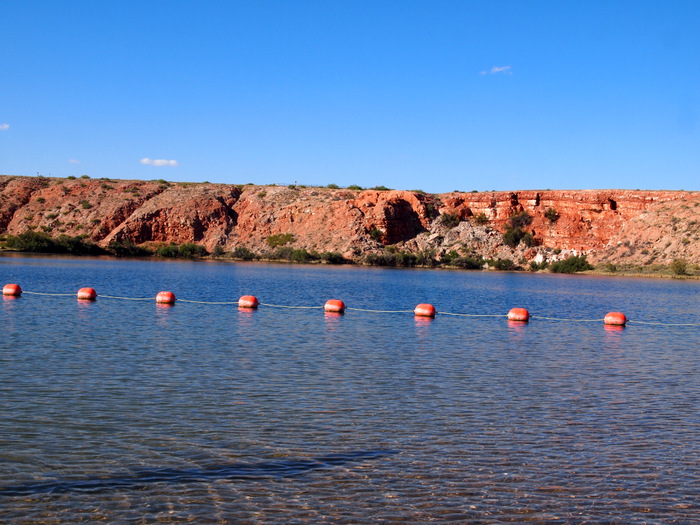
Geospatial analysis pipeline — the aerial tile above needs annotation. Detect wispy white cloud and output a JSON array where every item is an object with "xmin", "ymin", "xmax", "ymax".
[
  {"xmin": 0, "ymin": 123, "xmax": 9, "ymax": 130},
  {"xmin": 480, "ymin": 66, "xmax": 512, "ymax": 75},
  {"xmin": 140, "ymin": 158, "xmax": 178, "ymax": 167},
  {"xmin": 69, "ymin": 159, "xmax": 80, "ymax": 164}
]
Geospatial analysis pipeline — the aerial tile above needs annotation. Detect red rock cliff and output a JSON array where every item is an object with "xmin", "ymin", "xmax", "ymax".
[{"xmin": 1, "ymin": 175, "xmax": 698, "ymax": 266}]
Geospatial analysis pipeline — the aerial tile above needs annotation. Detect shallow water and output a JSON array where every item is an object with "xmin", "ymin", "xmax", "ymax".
[{"xmin": 1, "ymin": 255, "xmax": 699, "ymax": 523}]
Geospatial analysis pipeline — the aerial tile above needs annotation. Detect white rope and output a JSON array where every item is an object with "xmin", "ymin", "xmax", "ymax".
[{"xmin": 11, "ymin": 290, "xmax": 700, "ymax": 326}]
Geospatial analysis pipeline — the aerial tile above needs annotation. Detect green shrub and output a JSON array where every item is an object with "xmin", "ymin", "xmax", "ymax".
[
  {"xmin": 291, "ymin": 248, "xmax": 313, "ymax": 263},
  {"xmin": 371, "ymin": 185, "xmax": 391, "ymax": 191},
  {"xmin": 231, "ymin": 246, "xmax": 257, "ymax": 260},
  {"xmin": 36, "ymin": 197, "xmax": 46, "ymax": 203},
  {"xmin": 503, "ymin": 227, "xmax": 524, "ymax": 248},
  {"xmin": 521, "ymin": 232, "xmax": 535, "ymax": 247},
  {"xmin": 155, "ymin": 243, "xmax": 181, "ymax": 258},
  {"xmin": 320, "ymin": 251, "xmax": 346, "ymax": 264},
  {"xmin": 509, "ymin": 211, "xmax": 532, "ymax": 229},
  {"xmin": 80, "ymin": 200, "xmax": 92, "ymax": 209},
  {"xmin": 415, "ymin": 249, "xmax": 437, "ymax": 267},
  {"xmin": 550, "ymin": 255, "xmax": 593, "ymax": 273},
  {"xmin": 178, "ymin": 243, "xmax": 208, "ymax": 258},
  {"xmin": 440, "ymin": 212, "xmax": 460, "ymax": 228},
  {"xmin": 5, "ymin": 231, "xmax": 57, "ymax": 252},
  {"xmin": 368, "ymin": 228, "xmax": 382, "ymax": 242},
  {"xmin": 326, "ymin": 183, "xmax": 339, "ymax": 189},
  {"xmin": 266, "ymin": 233, "xmax": 295, "ymax": 248},
  {"xmin": 424, "ymin": 202, "xmax": 439, "ymax": 220},
  {"xmin": 395, "ymin": 251, "xmax": 417, "ymax": 267},
  {"xmin": 670, "ymin": 258, "xmax": 688, "ymax": 275},
  {"xmin": 153, "ymin": 242, "xmax": 209, "ymax": 258},
  {"xmin": 107, "ymin": 240, "xmax": 153, "ymax": 257},
  {"xmin": 364, "ymin": 252, "xmax": 396, "ymax": 266},
  {"xmin": 4, "ymin": 231, "xmax": 103, "ymax": 255},
  {"xmin": 503, "ymin": 227, "xmax": 535, "ymax": 248},
  {"xmin": 441, "ymin": 250, "xmax": 459, "ymax": 265},
  {"xmin": 363, "ymin": 249, "xmax": 432, "ymax": 267},
  {"xmin": 490, "ymin": 258, "xmax": 518, "ymax": 271},
  {"xmin": 55, "ymin": 234, "xmax": 102, "ymax": 255},
  {"xmin": 545, "ymin": 207, "xmax": 559, "ymax": 223},
  {"xmin": 502, "ymin": 212, "xmax": 535, "ymax": 248},
  {"xmin": 604, "ymin": 262, "xmax": 617, "ymax": 273},
  {"xmin": 453, "ymin": 256, "xmax": 483, "ymax": 269},
  {"xmin": 529, "ymin": 260, "xmax": 549, "ymax": 271},
  {"xmin": 473, "ymin": 212, "xmax": 489, "ymax": 225},
  {"xmin": 272, "ymin": 246, "xmax": 294, "ymax": 260},
  {"xmin": 212, "ymin": 245, "xmax": 225, "ymax": 257},
  {"xmin": 347, "ymin": 184, "xmax": 363, "ymax": 190},
  {"xmin": 67, "ymin": 175, "xmax": 76, "ymax": 180}
]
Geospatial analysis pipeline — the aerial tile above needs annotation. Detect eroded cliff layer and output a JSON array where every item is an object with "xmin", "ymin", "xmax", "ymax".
[{"xmin": 1, "ymin": 175, "xmax": 698, "ymax": 266}]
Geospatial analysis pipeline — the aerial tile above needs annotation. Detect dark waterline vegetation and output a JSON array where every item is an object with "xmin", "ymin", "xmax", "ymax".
[{"xmin": 0, "ymin": 230, "xmax": 696, "ymax": 277}]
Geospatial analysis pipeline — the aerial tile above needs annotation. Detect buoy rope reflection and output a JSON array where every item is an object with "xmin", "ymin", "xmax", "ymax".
[
  {"xmin": 346, "ymin": 307, "xmax": 414, "ymax": 314},
  {"xmin": 101, "ymin": 295, "xmax": 153, "ymax": 301},
  {"xmin": 530, "ymin": 315, "xmax": 602, "ymax": 323},
  {"xmin": 625, "ymin": 319, "xmax": 699, "ymax": 327},
  {"xmin": 439, "ymin": 312, "xmax": 506, "ymax": 318},
  {"xmin": 259, "ymin": 303, "xmax": 323, "ymax": 309},
  {"xmin": 177, "ymin": 299, "xmax": 240, "ymax": 305}
]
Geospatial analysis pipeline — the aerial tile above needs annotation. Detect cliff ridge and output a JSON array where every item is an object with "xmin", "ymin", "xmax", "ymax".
[{"xmin": 1, "ymin": 175, "xmax": 698, "ymax": 270}]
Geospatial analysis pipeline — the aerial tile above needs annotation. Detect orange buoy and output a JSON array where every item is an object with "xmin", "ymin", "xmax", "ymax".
[
  {"xmin": 3, "ymin": 284, "xmax": 22, "ymax": 296},
  {"xmin": 414, "ymin": 303, "xmax": 436, "ymax": 318},
  {"xmin": 156, "ymin": 291, "xmax": 176, "ymax": 304},
  {"xmin": 77, "ymin": 287, "xmax": 97, "ymax": 301},
  {"xmin": 238, "ymin": 295, "xmax": 259, "ymax": 309},
  {"xmin": 604, "ymin": 312, "xmax": 626, "ymax": 326},
  {"xmin": 324, "ymin": 299, "xmax": 346, "ymax": 313},
  {"xmin": 507, "ymin": 307, "xmax": 530, "ymax": 322}
]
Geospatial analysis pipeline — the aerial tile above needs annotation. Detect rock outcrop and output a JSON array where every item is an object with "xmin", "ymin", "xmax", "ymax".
[{"xmin": 1, "ymin": 175, "xmax": 698, "ymax": 267}]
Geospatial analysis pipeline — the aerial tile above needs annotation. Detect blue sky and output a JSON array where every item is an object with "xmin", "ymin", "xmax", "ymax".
[{"xmin": 1, "ymin": 1, "xmax": 698, "ymax": 193}]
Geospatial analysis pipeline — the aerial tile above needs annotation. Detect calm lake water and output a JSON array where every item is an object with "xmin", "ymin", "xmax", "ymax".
[{"xmin": 1, "ymin": 254, "xmax": 699, "ymax": 523}]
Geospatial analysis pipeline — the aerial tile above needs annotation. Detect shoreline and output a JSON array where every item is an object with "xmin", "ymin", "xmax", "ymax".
[{"xmin": 2, "ymin": 249, "xmax": 698, "ymax": 280}]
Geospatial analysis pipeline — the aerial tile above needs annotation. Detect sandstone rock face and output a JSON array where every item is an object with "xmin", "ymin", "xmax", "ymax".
[{"xmin": 1, "ymin": 175, "xmax": 698, "ymax": 266}]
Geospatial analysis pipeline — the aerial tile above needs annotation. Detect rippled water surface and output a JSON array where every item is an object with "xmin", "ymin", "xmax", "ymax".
[{"xmin": 1, "ymin": 255, "xmax": 699, "ymax": 523}]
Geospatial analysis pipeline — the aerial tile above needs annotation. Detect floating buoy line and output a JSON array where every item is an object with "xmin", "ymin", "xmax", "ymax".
[{"xmin": 3, "ymin": 283, "xmax": 699, "ymax": 327}]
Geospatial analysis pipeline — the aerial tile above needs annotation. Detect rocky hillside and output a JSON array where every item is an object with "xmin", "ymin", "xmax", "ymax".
[{"xmin": 1, "ymin": 175, "xmax": 698, "ymax": 270}]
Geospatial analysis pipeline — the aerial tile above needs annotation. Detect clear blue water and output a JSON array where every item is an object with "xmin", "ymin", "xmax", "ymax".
[{"xmin": 1, "ymin": 254, "xmax": 699, "ymax": 523}]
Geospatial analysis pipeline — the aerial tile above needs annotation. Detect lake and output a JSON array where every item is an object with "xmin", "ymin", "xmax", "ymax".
[{"xmin": 1, "ymin": 255, "xmax": 699, "ymax": 523}]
